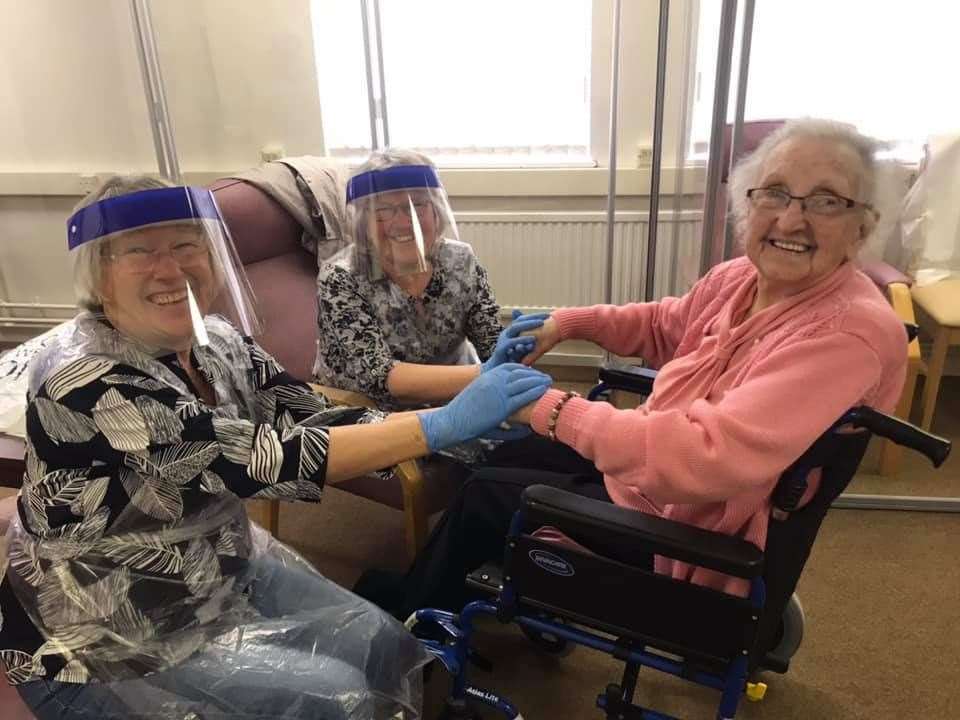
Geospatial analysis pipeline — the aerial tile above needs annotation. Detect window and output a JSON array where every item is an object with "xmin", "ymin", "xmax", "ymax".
[
  {"xmin": 691, "ymin": 1, "xmax": 960, "ymax": 161},
  {"xmin": 310, "ymin": 0, "xmax": 592, "ymax": 166}
]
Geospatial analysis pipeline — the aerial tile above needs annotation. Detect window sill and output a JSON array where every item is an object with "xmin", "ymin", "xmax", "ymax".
[{"xmin": 440, "ymin": 165, "xmax": 706, "ymax": 197}]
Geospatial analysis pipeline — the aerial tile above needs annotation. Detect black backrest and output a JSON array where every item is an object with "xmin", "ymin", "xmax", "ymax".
[
  {"xmin": 751, "ymin": 429, "xmax": 872, "ymax": 667},
  {"xmin": 509, "ymin": 532, "xmax": 760, "ymax": 666}
]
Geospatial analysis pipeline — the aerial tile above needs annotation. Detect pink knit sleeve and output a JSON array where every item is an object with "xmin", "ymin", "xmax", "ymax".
[
  {"xmin": 545, "ymin": 331, "xmax": 888, "ymax": 505},
  {"xmin": 551, "ymin": 288, "xmax": 701, "ymax": 368}
]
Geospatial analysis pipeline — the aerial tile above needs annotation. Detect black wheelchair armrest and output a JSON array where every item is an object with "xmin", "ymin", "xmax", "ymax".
[
  {"xmin": 522, "ymin": 484, "xmax": 764, "ymax": 580},
  {"xmin": 597, "ymin": 365, "xmax": 658, "ymax": 396}
]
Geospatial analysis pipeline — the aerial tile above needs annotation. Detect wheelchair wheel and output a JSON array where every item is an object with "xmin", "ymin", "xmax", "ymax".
[{"xmin": 771, "ymin": 593, "xmax": 805, "ymax": 662}]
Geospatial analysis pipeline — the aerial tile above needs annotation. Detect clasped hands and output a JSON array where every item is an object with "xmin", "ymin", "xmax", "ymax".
[{"xmin": 418, "ymin": 310, "xmax": 563, "ymax": 451}]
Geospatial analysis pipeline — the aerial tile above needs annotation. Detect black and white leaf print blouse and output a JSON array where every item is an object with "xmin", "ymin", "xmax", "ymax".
[
  {"xmin": 313, "ymin": 239, "xmax": 502, "ymax": 408},
  {"xmin": 0, "ymin": 313, "xmax": 384, "ymax": 685}
]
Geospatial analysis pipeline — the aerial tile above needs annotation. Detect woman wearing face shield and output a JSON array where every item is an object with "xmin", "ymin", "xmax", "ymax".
[
  {"xmin": 0, "ymin": 175, "xmax": 551, "ymax": 720},
  {"xmin": 313, "ymin": 150, "xmax": 537, "ymax": 412}
]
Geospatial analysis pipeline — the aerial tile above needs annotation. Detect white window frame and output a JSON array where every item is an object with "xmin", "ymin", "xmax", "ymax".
[{"xmin": 309, "ymin": 0, "xmax": 705, "ymax": 195}]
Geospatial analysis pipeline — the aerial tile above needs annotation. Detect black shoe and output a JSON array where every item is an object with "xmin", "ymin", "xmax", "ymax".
[{"xmin": 353, "ymin": 568, "xmax": 405, "ymax": 614}]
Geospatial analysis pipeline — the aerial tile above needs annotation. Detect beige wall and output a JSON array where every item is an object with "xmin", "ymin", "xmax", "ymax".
[{"xmin": 150, "ymin": 0, "xmax": 325, "ymax": 171}]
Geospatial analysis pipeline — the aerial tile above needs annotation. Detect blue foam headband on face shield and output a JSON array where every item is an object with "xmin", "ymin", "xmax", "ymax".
[
  {"xmin": 66, "ymin": 186, "xmax": 222, "ymax": 250},
  {"xmin": 345, "ymin": 164, "xmax": 441, "ymax": 203}
]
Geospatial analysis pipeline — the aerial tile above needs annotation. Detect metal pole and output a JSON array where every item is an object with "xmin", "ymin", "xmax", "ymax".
[
  {"xmin": 698, "ymin": 0, "xmax": 738, "ymax": 276},
  {"xmin": 603, "ymin": 0, "xmax": 623, "ymax": 307},
  {"xmin": 668, "ymin": 0, "xmax": 696, "ymax": 296},
  {"xmin": 372, "ymin": 0, "xmax": 390, "ymax": 147},
  {"xmin": 359, "ymin": 0, "xmax": 380, "ymax": 149},
  {"xmin": 644, "ymin": 0, "xmax": 670, "ymax": 302},
  {"xmin": 834, "ymin": 495, "xmax": 960, "ymax": 513},
  {"xmin": 129, "ymin": 0, "xmax": 181, "ymax": 182},
  {"xmin": 0, "ymin": 302, "xmax": 75, "ymax": 311},
  {"xmin": 722, "ymin": 0, "xmax": 756, "ymax": 261}
]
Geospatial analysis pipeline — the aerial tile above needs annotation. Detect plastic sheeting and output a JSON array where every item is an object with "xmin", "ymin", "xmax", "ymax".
[
  {"xmin": 4, "ymin": 312, "xmax": 429, "ymax": 718},
  {"xmin": 8, "ymin": 517, "xmax": 428, "ymax": 719},
  {"xmin": 0, "ymin": 323, "xmax": 74, "ymax": 439},
  {"xmin": 901, "ymin": 133, "xmax": 960, "ymax": 286}
]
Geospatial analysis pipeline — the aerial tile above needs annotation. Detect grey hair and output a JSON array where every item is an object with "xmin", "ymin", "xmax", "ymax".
[
  {"xmin": 71, "ymin": 175, "xmax": 175, "ymax": 310},
  {"xmin": 354, "ymin": 148, "xmax": 436, "ymax": 174},
  {"xmin": 348, "ymin": 148, "xmax": 453, "ymax": 276},
  {"xmin": 728, "ymin": 118, "xmax": 883, "ymax": 243}
]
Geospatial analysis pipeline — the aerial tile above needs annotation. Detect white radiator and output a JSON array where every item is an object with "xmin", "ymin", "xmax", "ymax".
[{"xmin": 457, "ymin": 211, "xmax": 704, "ymax": 311}]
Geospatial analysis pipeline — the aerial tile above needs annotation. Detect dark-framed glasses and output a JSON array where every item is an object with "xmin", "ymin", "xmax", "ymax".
[
  {"xmin": 107, "ymin": 240, "xmax": 208, "ymax": 273},
  {"xmin": 746, "ymin": 187, "xmax": 876, "ymax": 218},
  {"xmin": 373, "ymin": 199, "xmax": 433, "ymax": 223}
]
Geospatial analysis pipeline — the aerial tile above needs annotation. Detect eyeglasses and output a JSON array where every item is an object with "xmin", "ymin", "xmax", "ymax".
[
  {"xmin": 746, "ymin": 187, "xmax": 875, "ymax": 217},
  {"xmin": 373, "ymin": 200, "xmax": 433, "ymax": 223},
  {"xmin": 106, "ymin": 240, "xmax": 208, "ymax": 274}
]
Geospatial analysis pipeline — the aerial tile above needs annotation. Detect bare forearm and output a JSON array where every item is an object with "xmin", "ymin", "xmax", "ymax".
[
  {"xmin": 385, "ymin": 361, "xmax": 480, "ymax": 403},
  {"xmin": 326, "ymin": 415, "xmax": 429, "ymax": 484}
]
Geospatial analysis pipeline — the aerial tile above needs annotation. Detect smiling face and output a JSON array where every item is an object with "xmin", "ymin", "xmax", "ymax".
[
  {"xmin": 744, "ymin": 137, "xmax": 869, "ymax": 300},
  {"xmin": 368, "ymin": 189, "xmax": 440, "ymax": 276},
  {"xmin": 98, "ymin": 224, "xmax": 216, "ymax": 351}
]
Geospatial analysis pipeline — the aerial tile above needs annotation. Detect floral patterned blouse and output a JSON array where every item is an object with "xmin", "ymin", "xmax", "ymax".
[
  {"xmin": 0, "ymin": 313, "xmax": 384, "ymax": 685},
  {"xmin": 313, "ymin": 239, "xmax": 502, "ymax": 409}
]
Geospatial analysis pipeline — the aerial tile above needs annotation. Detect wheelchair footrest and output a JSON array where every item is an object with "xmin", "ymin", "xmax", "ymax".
[
  {"xmin": 466, "ymin": 562, "xmax": 503, "ymax": 596},
  {"xmin": 597, "ymin": 684, "xmax": 680, "ymax": 720}
]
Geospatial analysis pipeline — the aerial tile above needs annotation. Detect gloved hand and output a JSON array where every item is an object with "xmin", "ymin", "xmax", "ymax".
[
  {"xmin": 418, "ymin": 363, "xmax": 551, "ymax": 451},
  {"xmin": 480, "ymin": 310, "xmax": 551, "ymax": 373}
]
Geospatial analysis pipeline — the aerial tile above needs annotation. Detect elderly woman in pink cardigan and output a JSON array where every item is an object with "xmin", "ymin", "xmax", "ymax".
[{"xmin": 355, "ymin": 118, "xmax": 908, "ymax": 616}]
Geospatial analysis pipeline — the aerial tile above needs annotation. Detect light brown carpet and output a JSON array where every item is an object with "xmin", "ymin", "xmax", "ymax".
[
  {"xmin": 273, "ymin": 485, "xmax": 960, "ymax": 720},
  {"xmin": 271, "ymin": 376, "xmax": 960, "ymax": 719}
]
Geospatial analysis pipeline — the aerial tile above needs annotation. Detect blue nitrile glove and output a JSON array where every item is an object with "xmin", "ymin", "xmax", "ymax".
[
  {"xmin": 418, "ymin": 363, "xmax": 551, "ymax": 451},
  {"xmin": 480, "ymin": 310, "xmax": 552, "ymax": 373}
]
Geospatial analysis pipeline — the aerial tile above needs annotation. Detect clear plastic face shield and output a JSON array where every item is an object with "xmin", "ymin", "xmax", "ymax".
[
  {"xmin": 66, "ymin": 186, "xmax": 262, "ymax": 352},
  {"xmin": 346, "ymin": 164, "xmax": 459, "ymax": 280}
]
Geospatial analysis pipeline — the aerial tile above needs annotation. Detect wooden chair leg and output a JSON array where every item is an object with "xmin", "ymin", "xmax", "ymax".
[
  {"xmin": 879, "ymin": 363, "xmax": 919, "ymax": 475},
  {"xmin": 246, "ymin": 498, "xmax": 281, "ymax": 536},
  {"xmin": 268, "ymin": 499, "xmax": 280, "ymax": 536},
  {"xmin": 920, "ymin": 326, "xmax": 950, "ymax": 430},
  {"xmin": 397, "ymin": 459, "xmax": 428, "ymax": 564}
]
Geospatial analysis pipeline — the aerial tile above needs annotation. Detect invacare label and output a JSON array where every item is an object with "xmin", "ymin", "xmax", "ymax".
[{"xmin": 528, "ymin": 549, "xmax": 575, "ymax": 577}]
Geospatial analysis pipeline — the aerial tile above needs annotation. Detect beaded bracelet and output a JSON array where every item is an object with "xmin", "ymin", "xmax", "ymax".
[{"xmin": 547, "ymin": 391, "xmax": 580, "ymax": 441}]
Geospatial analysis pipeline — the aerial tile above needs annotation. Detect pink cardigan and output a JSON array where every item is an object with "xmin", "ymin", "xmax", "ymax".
[{"xmin": 530, "ymin": 257, "xmax": 907, "ymax": 595}]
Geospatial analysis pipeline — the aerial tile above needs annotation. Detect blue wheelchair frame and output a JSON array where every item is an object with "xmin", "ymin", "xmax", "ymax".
[
  {"xmin": 411, "ymin": 355, "xmax": 950, "ymax": 720},
  {"xmin": 417, "ymin": 557, "xmax": 765, "ymax": 720}
]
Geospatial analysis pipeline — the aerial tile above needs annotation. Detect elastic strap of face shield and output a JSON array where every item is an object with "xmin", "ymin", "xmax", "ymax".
[
  {"xmin": 345, "ymin": 165, "xmax": 441, "ymax": 204},
  {"xmin": 66, "ymin": 186, "xmax": 223, "ymax": 250}
]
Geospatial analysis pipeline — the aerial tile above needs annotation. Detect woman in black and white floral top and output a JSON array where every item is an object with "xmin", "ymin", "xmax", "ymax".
[
  {"xmin": 313, "ymin": 149, "xmax": 510, "ymax": 411},
  {"xmin": 1, "ymin": 175, "xmax": 551, "ymax": 720}
]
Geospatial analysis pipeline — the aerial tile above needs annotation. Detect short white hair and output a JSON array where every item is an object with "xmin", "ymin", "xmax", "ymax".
[
  {"xmin": 71, "ymin": 175, "xmax": 174, "ymax": 311},
  {"xmin": 728, "ymin": 118, "xmax": 884, "ymax": 243}
]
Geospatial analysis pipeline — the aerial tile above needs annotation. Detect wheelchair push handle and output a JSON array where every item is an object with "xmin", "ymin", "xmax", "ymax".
[{"xmin": 843, "ymin": 406, "xmax": 952, "ymax": 468}]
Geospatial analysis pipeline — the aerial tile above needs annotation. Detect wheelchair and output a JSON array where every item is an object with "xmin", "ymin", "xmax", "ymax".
[{"xmin": 409, "ymin": 335, "xmax": 952, "ymax": 720}]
